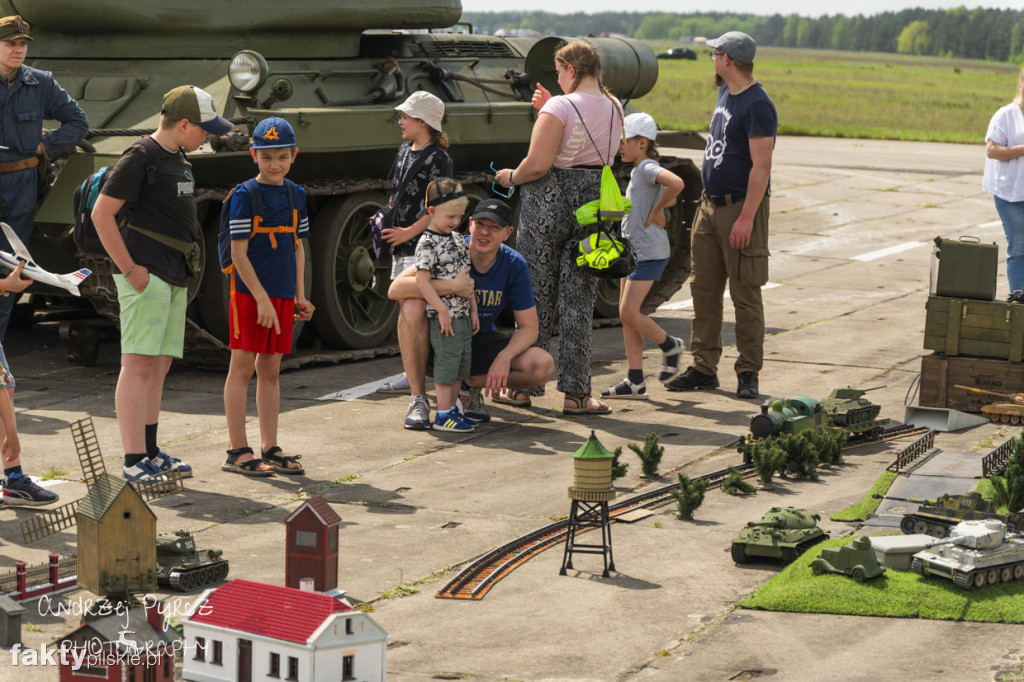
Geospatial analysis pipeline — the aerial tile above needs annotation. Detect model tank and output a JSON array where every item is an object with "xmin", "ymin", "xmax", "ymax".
[
  {"xmin": 14, "ymin": 0, "xmax": 704, "ymax": 365},
  {"xmin": 872, "ymin": 491, "xmax": 1024, "ymax": 537},
  {"xmin": 953, "ymin": 385, "xmax": 1024, "ymax": 424},
  {"xmin": 911, "ymin": 519, "xmax": 1024, "ymax": 589},
  {"xmin": 818, "ymin": 385, "xmax": 884, "ymax": 427},
  {"xmin": 810, "ymin": 536, "xmax": 886, "ymax": 582},
  {"xmin": 731, "ymin": 506, "xmax": 829, "ymax": 565},
  {"xmin": 155, "ymin": 530, "xmax": 229, "ymax": 591}
]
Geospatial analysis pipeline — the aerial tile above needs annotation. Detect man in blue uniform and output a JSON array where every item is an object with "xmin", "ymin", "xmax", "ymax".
[{"xmin": 0, "ymin": 14, "xmax": 88, "ymax": 340}]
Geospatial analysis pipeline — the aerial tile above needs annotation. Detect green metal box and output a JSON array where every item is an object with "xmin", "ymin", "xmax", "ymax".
[
  {"xmin": 930, "ymin": 237, "xmax": 998, "ymax": 301},
  {"xmin": 924, "ymin": 296, "xmax": 1024, "ymax": 361}
]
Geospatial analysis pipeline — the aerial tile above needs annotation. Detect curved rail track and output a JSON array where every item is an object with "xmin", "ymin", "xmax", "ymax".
[{"xmin": 435, "ymin": 463, "xmax": 755, "ymax": 600}]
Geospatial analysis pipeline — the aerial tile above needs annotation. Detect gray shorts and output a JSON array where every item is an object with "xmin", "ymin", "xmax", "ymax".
[{"xmin": 428, "ymin": 317, "xmax": 472, "ymax": 384}]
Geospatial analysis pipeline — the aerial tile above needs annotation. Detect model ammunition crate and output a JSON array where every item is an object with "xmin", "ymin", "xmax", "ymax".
[
  {"xmin": 930, "ymin": 236, "xmax": 997, "ymax": 301},
  {"xmin": 920, "ymin": 353, "xmax": 1024, "ymax": 412},
  {"xmin": 924, "ymin": 296, "xmax": 1024, "ymax": 361}
]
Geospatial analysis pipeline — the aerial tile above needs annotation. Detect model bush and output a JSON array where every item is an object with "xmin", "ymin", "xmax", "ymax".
[
  {"xmin": 991, "ymin": 436, "xmax": 1024, "ymax": 513},
  {"xmin": 805, "ymin": 427, "xmax": 846, "ymax": 466},
  {"xmin": 749, "ymin": 439, "xmax": 785, "ymax": 485},
  {"xmin": 721, "ymin": 466, "xmax": 757, "ymax": 495},
  {"xmin": 672, "ymin": 473, "xmax": 708, "ymax": 520},
  {"xmin": 629, "ymin": 432, "xmax": 664, "ymax": 478},
  {"xmin": 611, "ymin": 445, "xmax": 628, "ymax": 480},
  {"xmin": 778, "ymin": 432, "xmax": 818, "ymax": 480}
]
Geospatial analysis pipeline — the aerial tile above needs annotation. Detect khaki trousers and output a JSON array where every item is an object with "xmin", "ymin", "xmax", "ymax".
[{"xmin": 689, "ymin": 194, "xmax": 770, "ymax": 376}]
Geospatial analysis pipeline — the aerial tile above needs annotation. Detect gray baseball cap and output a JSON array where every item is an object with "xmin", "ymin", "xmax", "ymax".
[{"xmin": 707, "ymin": 31, "xmax": 756, "ymax": 64}]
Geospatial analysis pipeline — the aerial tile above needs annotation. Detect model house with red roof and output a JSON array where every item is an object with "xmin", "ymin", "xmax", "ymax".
[{"xmin": 180, "ymin": 579, "xmax": 387, "ymax": 682}]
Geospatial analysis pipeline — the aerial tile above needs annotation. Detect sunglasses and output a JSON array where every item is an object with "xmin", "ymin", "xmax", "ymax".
[{"xmin": 489, "ymin": 162, "xmax": 514, "ymax": 199}]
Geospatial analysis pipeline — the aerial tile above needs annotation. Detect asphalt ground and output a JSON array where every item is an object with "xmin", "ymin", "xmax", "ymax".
[{"xmin": 2, "ymin": 137, "xmax": 1023, "ymax": 682}]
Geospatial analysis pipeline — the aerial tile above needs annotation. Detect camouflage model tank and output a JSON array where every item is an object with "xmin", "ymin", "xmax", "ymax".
[
  {"xmin": 953, "ymin": 385, "xmax": 1024, "ymax": 424},
  {"xmin": 872, "ymin": 492, "xmax": 1024, "ymax": 537},
  {"xmin": 818, "ymin": 386, "xmax": 884, "ymax": 427},
  {"xmin": 156, "ymin": 530, "xmax": 228, "ymax": 591},
  {"xmin": 911, "ymin": 519, "xmax": 1024, "ymax": 589},
  {"xmin": 731, "ymin": 506, "xmax": 829, "ymax": 565},
  {"xmin": 14, "ymin": 0, "xmax": 704, "ymax": 366}
]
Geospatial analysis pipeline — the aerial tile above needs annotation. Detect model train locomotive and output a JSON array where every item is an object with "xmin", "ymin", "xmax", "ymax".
[{"xmin": 746, "ymin": 386, "xmax": 888, "ymax": 441}]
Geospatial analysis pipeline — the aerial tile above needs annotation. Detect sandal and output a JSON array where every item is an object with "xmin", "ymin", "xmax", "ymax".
[
  {"xmin": 376, "ymin": 375, "xmax": 411, "ymax": 394},
  {"xmin": 563, "ymin": 391, "xmax": 612, "ymax": 416},
  {"xmin": 493, "ymin": 388, "xmax": 532, "ymax": 407},
  {"xmin": 261, "ymin": 446, "xmax": 305, "ymax": 475},
  {"xmin": 222, "ymin": 447, "xmax": 274, "ymax": 477}
]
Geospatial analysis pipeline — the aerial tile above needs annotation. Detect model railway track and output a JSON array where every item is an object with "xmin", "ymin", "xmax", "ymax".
[
  {"xmin": 435, "ymin": 463, "xmax": 755, "ymax": 600},
  {"xmin": 842, "ymin": 423, "xmax": 931, "ymax": 450}
]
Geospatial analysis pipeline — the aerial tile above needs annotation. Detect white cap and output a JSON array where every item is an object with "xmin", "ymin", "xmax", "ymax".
[
  {"xmin": 623, "ymin": 112, "xmax": 657, "ymax": 141},
  {"xmin": 395, "ymin": 91, "xmax": 445, "ymax": 132}
]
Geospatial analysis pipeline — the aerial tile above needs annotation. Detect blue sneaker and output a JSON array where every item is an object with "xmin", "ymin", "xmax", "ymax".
[
  {"xmin": 151, "ymin": 450, "xmax": 193, "ymax": 478},
  {"xmin": 3, "ymin": 475, "xmax": 60, "ymax": 507},
  {"xmin": 122, "ymin": 458, "xmax": 165, "ymax": 483},
  {"xmin": 434, "ymin": 408, "xmax": 476, "ymax": 432}
]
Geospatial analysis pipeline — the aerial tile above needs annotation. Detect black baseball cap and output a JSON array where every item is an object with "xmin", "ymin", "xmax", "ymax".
[{"xmin": 472, "ymin": 198, "xmax": 512, "ymax": 228}]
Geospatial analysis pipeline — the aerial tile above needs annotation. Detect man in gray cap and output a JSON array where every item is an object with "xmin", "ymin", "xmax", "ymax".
[{"xmin": 666, "ymin": 30, "xmax": 776, "ymax": 399}]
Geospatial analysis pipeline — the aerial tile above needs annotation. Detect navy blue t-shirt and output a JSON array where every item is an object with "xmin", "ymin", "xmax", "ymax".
[
  {"xmin": 701, "ymin": 83, "xmax": 777, "ymax": 196},
  {"xmin": 227, "ymin": 182, "xmax": 310, "ymax": 298},
  {"xmin": 466, "ymin": 236, "xmax": 536, "ymax": 334}
]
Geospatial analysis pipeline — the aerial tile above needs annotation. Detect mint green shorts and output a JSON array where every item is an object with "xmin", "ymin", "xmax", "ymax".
[{"xmin": 115, "ymin": 273, "xmax": 187, "ymax": 357}]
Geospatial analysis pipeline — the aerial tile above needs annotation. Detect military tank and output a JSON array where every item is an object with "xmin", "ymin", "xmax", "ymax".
[
  {"xmin": 952, "ymin": 385, "xmax": 1024, "ymax": 424},
  {"xmin": 15, "ymin": 0, "xmax": 704, "ymax": 366},
  {"xmin": 818, "ymin": 385, "xmax": 884, "ymax": 427},
  {"xmin": 731, "ymin": 506, "xmax": 829, "ymax": 565},
  {"xmin": 155, "ymin": 530, "xmax": 228, "ymax": 591},
  {"xmin": 911, "ymin": 519, "xmax": 1024, "ymax": 589},
  {"xmin": 872, "ymin": 491, "xmax": 1024, "ymax": 537}
]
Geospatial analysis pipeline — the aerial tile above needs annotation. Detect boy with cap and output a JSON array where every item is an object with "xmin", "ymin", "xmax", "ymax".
[
  {"xmin": 222, "ymin": 117, "xmax": 313, "ymax": 476},
  {"xmin": 92, "ymin": 84, "xmax": 233, "ymax": 481}
]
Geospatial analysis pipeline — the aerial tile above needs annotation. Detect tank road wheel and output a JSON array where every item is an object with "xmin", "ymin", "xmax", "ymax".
[
  {"xmin": 932, "ymin": 524, "xmax": 949, "ymax": 539},
  {"xmin": 217, "ymin": 562, "xmax": 230, "ymax": 581},
  {"xmin": 1014, "ymin": 563, "xmax": 1024, "ymax": 581},
  {"xmin": 851, "ymin": 567, "xmax": 866, "ymax": 584},
  {"xmin": 1001, "ymin": 413, "xmax": 1011, "ymax": 423},
  {"xmin": 731, "ymin": 542, "xmax": 748, "ymax": 564},
  {"xmin": 1001, "ymin": 566, "xmax": 1014, "ymax": 583},
  {"xmin": 973, "ymin": 571, "xmax": 987, "ymax": 588},
  {"xmin": 1013, "ymin": 415, "xmax": 1022, "ymax": 425},
  {"xmin": 913, "ymin": 520, "xmax": 930, "ymax": 535},
  {"xmin": 900, "ymin": 516, "xmax": 918, "ymax": 534},
  {"xmin": 310, "ymin": 192, "xmax": 397, "ymax": 348},
  {"xmin": 987, "ymin": 568, "xmax": 1000, "ymax": 585}
]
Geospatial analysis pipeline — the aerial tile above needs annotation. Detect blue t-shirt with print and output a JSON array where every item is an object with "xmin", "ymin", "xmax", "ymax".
[
  {"xmin": 227, "ymin": 181, "xmax": 310, "ymax": 299},
  {"xmin": 466, "ymin": 236, "xmax": 536, "ymax": 335},
  {"xmin": 701, "ymin": 82, "xmax": 777, "ymax": 196}
]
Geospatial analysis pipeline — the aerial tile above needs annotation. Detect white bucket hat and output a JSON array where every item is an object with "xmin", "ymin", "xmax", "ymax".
[{"xmin": 395, "ymin": 91, "xmax": 445, "ymax": 132}]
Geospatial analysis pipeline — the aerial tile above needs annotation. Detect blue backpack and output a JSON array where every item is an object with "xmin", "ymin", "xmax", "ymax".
[{"xmin": 218, "ymin": 178, "xmax": 301, "ymax": 337}]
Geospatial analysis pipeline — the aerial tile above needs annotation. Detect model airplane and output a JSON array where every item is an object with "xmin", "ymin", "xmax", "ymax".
[{"xmin": 0, "ymin": 222, "xmax": 91, "ymax": 296}]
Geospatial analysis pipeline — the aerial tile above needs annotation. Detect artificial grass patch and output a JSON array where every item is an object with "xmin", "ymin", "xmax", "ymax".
[
  {"xmin": 739, "ymin": 536, "xmax": 1024, "ymax": 624},
  {"xmin": 830, "ymin": 470, "xmax": 898, "ymax": 522}
]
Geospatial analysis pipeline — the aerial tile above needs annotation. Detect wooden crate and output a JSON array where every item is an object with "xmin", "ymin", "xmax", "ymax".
[
  {"xmin": 924, "ymin": 296, "xmax": 1024, "ymax": 361},
  {"xmin": 920, "ymin": 353, "xmax": 1024, "ymax": 412}
]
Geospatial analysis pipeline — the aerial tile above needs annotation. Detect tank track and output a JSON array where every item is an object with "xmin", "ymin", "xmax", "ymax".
[
  {"xmin": 953, "ymin": 569, "xmax": 975, "ymax": 589},
  {"xmin": 910, "ymin": 556, "xmax": 925, "ymax": 576},
  {"xmin": 166, "ymin": 560, "xmax": 230, "ymax": 592},
  {"xmin": 731, "ymin": 542, "xmax": 748, "ymax": 564},
  {"xmin": 833, "ymin": 405, "xmax": 881, "ymax": 426},
  {"xmin": 781, "ymin": 534, "xmax": 829, "ymax": 565}
]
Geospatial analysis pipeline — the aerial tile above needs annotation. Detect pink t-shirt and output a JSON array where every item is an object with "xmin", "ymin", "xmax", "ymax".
[{"xmin": 540, "ymin": 92, "xmax": 624, "ymax": 169}]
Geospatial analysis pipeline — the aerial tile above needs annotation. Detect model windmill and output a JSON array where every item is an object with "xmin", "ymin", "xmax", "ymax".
[{"xmin": 19, "ymin": 417, "xmax": 184, "ymax": 544}]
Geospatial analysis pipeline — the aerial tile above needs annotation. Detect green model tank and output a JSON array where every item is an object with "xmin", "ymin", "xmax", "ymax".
[
  {"xmin": 818, "ymin": 386, "xmax": 884, "ymax": 427},
  {"xmin": 155, "ymin": 530, "xmax": 228, "ymax": 592},
  {"xmin": 872, "ymin": 491, "xmax": 1024, "ymax": 537},
  {"xmin": 731, "ymin": 506, "xmax": 829, "ymax": 565},
  {"xmin": 14, "ymin": 0, "xmax": 704, "ymax": 365}
]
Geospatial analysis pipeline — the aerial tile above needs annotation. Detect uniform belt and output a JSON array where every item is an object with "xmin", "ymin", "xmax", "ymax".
[
  {"xmin": 705, "ymin": 192, "xmax": 745, "ymax": 207},
  {"xmin": 0, "ymin": 157, "xmax": 39, "ymax": 174}
]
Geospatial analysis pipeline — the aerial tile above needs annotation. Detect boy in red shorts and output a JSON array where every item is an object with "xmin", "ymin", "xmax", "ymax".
[{"xmin": 221, "ymin": 117, "xmax": 314, "ymax": 476}]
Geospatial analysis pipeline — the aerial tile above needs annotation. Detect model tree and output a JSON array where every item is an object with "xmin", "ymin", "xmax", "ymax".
[
  {"xmin": 992, "ymin": 436, "xmax": 1024, "ymax": 512},
  {"xmin": 672, "ymin": 473, "xmax": 708, "ymax": 520},
  {"xmin": 629, "ymin": 432, "xmax": 664, "ymax": 478}
]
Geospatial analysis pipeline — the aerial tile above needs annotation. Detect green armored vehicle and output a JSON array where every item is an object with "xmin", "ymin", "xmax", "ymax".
[
  {"xmin": 873, "ymin": 491, "xmax": 1024, "ymax": 537},
  {"xmin": 731, "ymin": 506, "xmax": 829, "ymax": 565},
  {"xmin": 16, "ymin": 0, "xmax": 703, "ymax": 364},
  {"xmin": 911, "ymin": 519, "xmax": 1024, "ymax": 589},
  {"xmin": 810, "ymin": 536, "xmax": 886, "ymax": 582},
  {"xmin": 156, "ymin": 530, "xmax": 228, "ymax": 591},
  {"xmin": 819, "ymin": 386, "xmax": 884, "ymax": 427}
]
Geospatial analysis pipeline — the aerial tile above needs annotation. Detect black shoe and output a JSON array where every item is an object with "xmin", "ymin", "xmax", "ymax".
[
  {"xmin": 737, "ymin": 371, "xmax": 759, "ymax": 399},
  {"xmin": 665, "ymin": 367, "xmax": 719, "ymax": 392}
]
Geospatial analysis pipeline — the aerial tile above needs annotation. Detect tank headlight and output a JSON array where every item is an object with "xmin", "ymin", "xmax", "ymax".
[{"xmin": 229, "ymin": 51, "xmax": 268, "ymax": 93}]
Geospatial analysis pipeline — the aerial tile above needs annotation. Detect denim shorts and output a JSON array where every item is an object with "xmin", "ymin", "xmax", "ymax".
[{"xmin": 628, "ymin": 258, "xmax": 669, "ymax": 281}]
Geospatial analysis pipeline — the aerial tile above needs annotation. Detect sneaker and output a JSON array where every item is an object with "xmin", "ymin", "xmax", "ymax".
[
  {"xmin": 3, "ymin": 475, "xmax": 60, "ymax": 507},
  {"xmin": 453, "ymin": 399, "xmax": 479, "ymax": 426},
  {"xmin": 601, "ymin": 378, "xmax": 649, "ymax": 400},
  {"xmin": 150, "ymin": 450, "xmax": 193, "ymax": 478},
  {"xmin": 459, "ymin": 385, "xmax": 490, "ymax": 423},
  {"xmin": 737, "ymin": 371, "xmax": 759, "ymax": 399},
  {"xmin": 658, "ymin": 336, "xmax": 685, "ymax": 382},
  {"xmin": 434, "ymin": 408, "xmax": 476, "ymax": 432},
  {"xmin": 404, "ymin": 394, "xmax": 432, "ymax": 430},
  {"xmin": 122, "ymin": 458, "xmax": 166, "ymax": 483},
  {"xmin": 665, "ymin": 366, "xmax": 720, "ymax": 392}
]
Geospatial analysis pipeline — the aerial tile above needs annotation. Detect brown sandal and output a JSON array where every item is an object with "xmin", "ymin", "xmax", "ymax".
[
  {"xmin": 563, "ymin": 391, "xmax": 611, "ymax": 416},
  {"xmin": 493, "ymin": 388, "xmax": 532, "ymax": 407}
]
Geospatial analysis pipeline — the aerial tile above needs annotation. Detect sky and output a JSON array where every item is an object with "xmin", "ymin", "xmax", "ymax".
[{"xmin": 459, "ymin": 1, "xmax": 1017, "ymax": 17}]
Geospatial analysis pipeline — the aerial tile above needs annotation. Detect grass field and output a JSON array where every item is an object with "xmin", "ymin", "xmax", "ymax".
[{"xmin": 640, "ymin": 47, "xmax": 1022, "ymax": 144}]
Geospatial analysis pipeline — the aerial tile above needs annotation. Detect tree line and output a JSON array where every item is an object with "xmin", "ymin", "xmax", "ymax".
[{"xmin": 462, "ymin": 9, "xmax": 1024, "ymax": 63}]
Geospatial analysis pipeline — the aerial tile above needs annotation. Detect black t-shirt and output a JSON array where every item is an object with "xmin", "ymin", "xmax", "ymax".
[
  {"xmin": 100, "ymin": 138, "xmax": 198, "ymax": 287},
  {"xmin": 388, "ymin": 141, "xmax": 453, "ymax": 259}
]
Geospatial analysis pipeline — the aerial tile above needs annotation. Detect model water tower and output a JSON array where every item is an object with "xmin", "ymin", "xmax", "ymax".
[{"xmin": 560, "ymin": 431, "xmax": 616, "ymax": 577}]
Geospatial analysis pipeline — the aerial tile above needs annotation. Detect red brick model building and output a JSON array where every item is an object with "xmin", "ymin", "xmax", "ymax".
[{"xmin": 285, "ymin": 496, "xmax": 341, "ymax": 592}]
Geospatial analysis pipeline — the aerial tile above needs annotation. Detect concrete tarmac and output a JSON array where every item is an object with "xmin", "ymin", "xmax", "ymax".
[{"xmin": 2, "ymin": 137, "xmax": 1023, "ymax": 681}]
